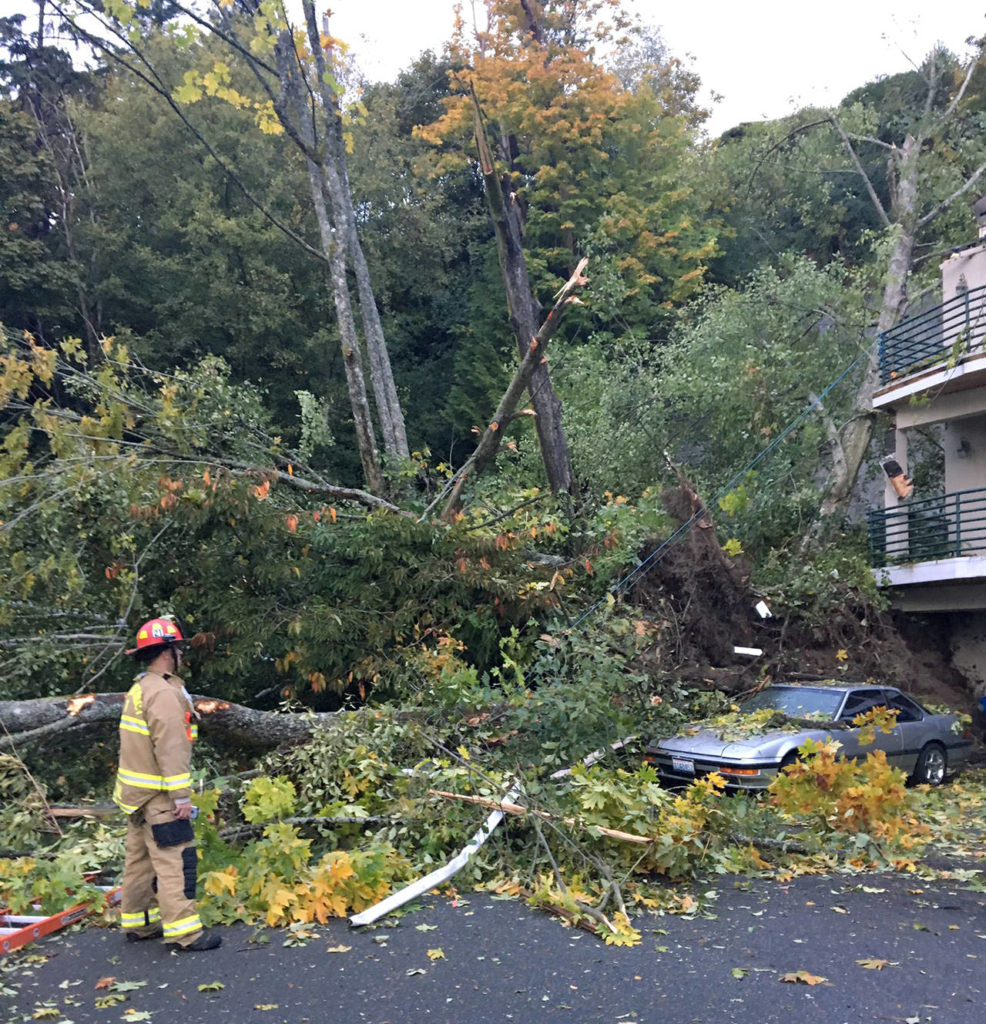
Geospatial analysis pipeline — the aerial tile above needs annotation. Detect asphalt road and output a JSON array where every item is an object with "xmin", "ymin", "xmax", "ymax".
[{"xmin": 3, "ymin": 872, "xmax": 985, "ymax": 1024}]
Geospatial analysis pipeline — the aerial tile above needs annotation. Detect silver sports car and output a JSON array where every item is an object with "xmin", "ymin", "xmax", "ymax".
[{"xmin": 645, "ymin": 683, "xmax": 973, "ymax": 791}]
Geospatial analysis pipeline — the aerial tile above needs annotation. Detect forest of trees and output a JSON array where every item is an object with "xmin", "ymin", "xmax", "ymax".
[{"xmin": 1, "ymin": 0, "xmax": 985, "ymax": 728}]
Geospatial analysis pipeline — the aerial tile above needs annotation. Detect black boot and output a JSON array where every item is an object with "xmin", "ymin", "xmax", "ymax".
[{"xmin": 174, "ymin": 929, "xmax": 222, "ymax": 952}]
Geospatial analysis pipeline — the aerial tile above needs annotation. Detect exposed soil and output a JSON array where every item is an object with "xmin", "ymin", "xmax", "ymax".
[{"xmin": 627, "ymin": 486, "xmax": 982, "ymax": 726}]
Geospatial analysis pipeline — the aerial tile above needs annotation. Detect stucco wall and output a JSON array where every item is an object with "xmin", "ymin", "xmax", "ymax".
[{"xmin": 943, "ymin": 414, "xmax": 986, "ymax": 495}]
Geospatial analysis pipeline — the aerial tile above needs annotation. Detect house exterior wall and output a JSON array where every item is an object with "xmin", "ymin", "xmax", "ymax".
[
  {"xmin": 871, "ymin": 222, "xmax": 986, "ymax": 697},
  {"xmin": 943, "ymin": 415, "xmax": 986, "ymax": 495},
  {"xmin": 941, "ymin": 244, "xmax": 986, "ymax": 355}
]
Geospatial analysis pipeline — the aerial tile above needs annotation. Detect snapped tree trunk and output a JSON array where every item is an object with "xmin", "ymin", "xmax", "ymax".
[
  {"xmin": 437, "ymin": 256, "xmax": 588, "ymax": 521},
  {"xmin": 471, "ymin": 90, "xmax": 575, "ymax": 496}
]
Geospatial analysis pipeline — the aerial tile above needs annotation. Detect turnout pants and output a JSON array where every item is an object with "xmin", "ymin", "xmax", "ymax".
[{"xmin": 120, "ymin": 792, "xmax": 202, "ymax": 946}]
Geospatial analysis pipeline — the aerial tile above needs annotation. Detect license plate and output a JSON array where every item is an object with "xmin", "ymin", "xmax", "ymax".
[{"xmin": 671, "ymin": 756, "xmax": 695, "ymax": 774}]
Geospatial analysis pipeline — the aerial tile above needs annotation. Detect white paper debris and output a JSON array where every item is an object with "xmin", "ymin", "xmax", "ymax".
[{"xmin": 349, "ymin": 784, "xmax": 522, "ymax": 927}]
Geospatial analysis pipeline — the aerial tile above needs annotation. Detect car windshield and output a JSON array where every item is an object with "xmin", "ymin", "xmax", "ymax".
[{"xmin": 740, "ymin": 686, "xmax": 844, "ymax": 720}]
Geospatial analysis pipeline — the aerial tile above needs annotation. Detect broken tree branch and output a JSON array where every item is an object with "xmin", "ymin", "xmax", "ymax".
[
  {"xmin": 436, "ymin": 256, "xmax": 588, "ymax": 522},
  {"xmin": 218, "ymin": 814, "xmax": 395, "ymax": 843},
  {"xmin": 830, "ymin": 115, "xmax": 891, "ymax": 228},
  {"xmin": 427, "ymin": 790, "xmax": 653, "ymax": 845}
]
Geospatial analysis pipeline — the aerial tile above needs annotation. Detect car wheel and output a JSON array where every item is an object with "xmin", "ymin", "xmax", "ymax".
[
  {"xmin": 911, "ymin": 743, "xmax": 947, "ymax": 786},
  {"xmin": 779, "ymin": 751, "xmax": 801, "ymax": 773}
]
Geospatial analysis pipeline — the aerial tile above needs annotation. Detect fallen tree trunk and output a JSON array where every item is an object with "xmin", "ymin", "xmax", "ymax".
[{"xmin": 0, "ymin": 693, "xmax": 409, "ymax": 753}]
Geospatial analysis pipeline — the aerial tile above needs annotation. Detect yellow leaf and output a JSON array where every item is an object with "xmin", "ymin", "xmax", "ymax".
[
  {"xmin": 326, "ymin": 944, "xmax": 352, "ymax": 953},
  {"xmin": 426, "ymin": 947, "xmax": 446, "ymax": 960},
  {"xmin": 835, "ymin": 649, "xmax": 848, "ymax": 662},
  {"xmin": 778, "ymin": 971, "xmax": 827, "ymax": 986},
  {"xmin": 205, "ymin": 867, "xmax": 239, "ymax": 897},
  {"xmin": 856, "ymin": 958, "xmax": 893, "ymax": 970},
  {"xmin": 265, "ymin": 886, "xmax": 295, "ymax": 926}
]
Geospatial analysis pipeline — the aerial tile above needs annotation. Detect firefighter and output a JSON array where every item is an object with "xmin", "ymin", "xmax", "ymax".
[{"xmin": 114, "ymin": 617, "xmax": 221, "ymax": 952}]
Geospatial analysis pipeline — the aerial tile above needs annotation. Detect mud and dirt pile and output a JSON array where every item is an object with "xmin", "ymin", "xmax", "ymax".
[{"xmin": 625, "ymin": 488, "xmax": 978, "ymax": 716}]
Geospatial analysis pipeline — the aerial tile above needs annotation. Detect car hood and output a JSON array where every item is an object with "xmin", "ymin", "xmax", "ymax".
[{"xmin": 657, "ymin": 727, "xmax": 830, "ymax": 760}]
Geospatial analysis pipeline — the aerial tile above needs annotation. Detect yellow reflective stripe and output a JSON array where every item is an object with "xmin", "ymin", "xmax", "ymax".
[
  {"xmin": 116, "ymin": 769, "xmax": 191, "ymax": 793},
  {"xmin": 120, "ymin": 720, "xmax": 151, "ymax": 737},
  {"xmin": 188, "ymin": 725, "xmax": 199, "ymax": 740},
  {"xmin": 121, "ymin": 908, "xmax": 161, "ymax": 929},
  {"xmin": 113, "ymin": 782, "xmax": 140, "ymax": 814},
  {"xmin": 163, "ymin": 914, "xmax": 202, "ymax": 939},
  {"xmin": 117, "ymin": 769, "xmax": 166, "ymax": 790},
  {"xmin": 120, "ymin": 713, "xmax": 150, "ymax": 732}
]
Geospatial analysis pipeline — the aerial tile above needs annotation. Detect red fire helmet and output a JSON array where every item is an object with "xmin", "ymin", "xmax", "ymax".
[{"xmin": 126, "ymin": 617, "xmax": 185, "ymax": 655}]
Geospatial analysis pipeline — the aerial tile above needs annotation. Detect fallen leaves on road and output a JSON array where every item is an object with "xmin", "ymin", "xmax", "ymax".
[
  {"xmin": 856, "ymin": 958, "xmax": 896, "ymax": 970},
  {"xmin": 426, "ymin": 948, "xmax": 445, "ymax": 961},
  {"xmin": 94, "ymin": 992, "xmax": 126, "ymax": 1008},
  {"xmin": 778, "ymin": 971, "xmax": 827, "ymax": 986},
  {"xmin": 326, "ymin": 944, "xmax": 352, "ymax": 953}
]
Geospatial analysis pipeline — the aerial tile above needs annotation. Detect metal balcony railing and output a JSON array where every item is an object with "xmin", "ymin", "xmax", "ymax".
[
  {"xmin": 867, "ymin": 487, "xmax": 986, "ymax": 567},
  {"xmin": 879, "ymin": 284, "xmax": 986, "ymax": 385}
]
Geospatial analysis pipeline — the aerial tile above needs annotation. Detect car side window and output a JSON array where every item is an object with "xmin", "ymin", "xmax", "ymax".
[
  {"xmin": 839, "ymin": 690, "xmax": 884, "ymax": 721},
  {"xmin": 884, "ymin": 694, "xmax": 922, "ymax": 723}
]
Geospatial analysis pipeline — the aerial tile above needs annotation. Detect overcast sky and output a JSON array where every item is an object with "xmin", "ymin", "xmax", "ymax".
[
  {"xmin": 1, "ymin": 1, "xmax": 982, "ymax": 134},
  {"xmin": 329, "ymin": 0, "xmax": 983, "ymax": 134}
]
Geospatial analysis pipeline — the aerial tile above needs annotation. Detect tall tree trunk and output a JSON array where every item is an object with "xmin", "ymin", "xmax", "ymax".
[
  {"xmin": 815, "ymin": 138, "xmax": 921, "ymax": 528},
  {"xmin": 808, "ymin": 133, "xmax": 920, "ymax": 542},
  {"xmin": 805, "ymin": 43, "xmax": 986, "ymax": 539},
  {"xmin": 274, "ymin": 32, "xmax": 382, "ymax": 494},
  {"xmin": 472, "ymin": 92, "xmax": 575, "ymax": 495},
  {"xmin": 303, "ymin": 2, "xmax": 409, "ymax": 460}
]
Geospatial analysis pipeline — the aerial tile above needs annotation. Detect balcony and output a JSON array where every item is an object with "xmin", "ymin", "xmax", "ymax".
[
  {"xmin": 878, "ymin": 284, "xmax": 986, "ymax": 387},
  {"xmin": 868, "ymin": 486, "xmax": 986, "ymax": 566}
]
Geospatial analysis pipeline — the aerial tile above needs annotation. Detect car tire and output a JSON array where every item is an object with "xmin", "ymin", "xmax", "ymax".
[
  {"xmin": 778, "ymin": 751, "xmax": 801, "ymax": 773},
  {"xmin": 911, "ymin": 742, "xmax": 947, "ymax": 786}
]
